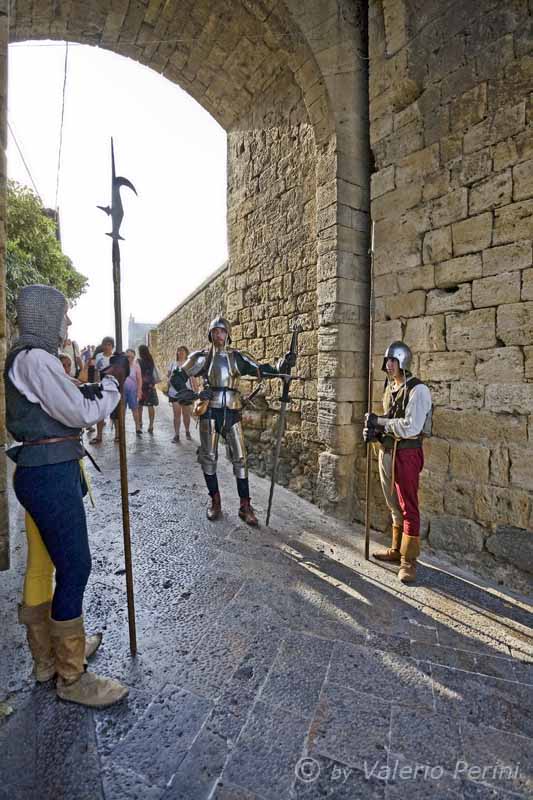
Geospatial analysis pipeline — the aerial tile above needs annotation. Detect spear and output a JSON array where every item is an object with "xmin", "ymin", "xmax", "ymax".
[
  {"xmin": 98, "ymin": 138, "xmax": 138, "ymax": 655},
  {"xmin": 364, "ymin": 220, "xmax": 376, "ymax": 561}
]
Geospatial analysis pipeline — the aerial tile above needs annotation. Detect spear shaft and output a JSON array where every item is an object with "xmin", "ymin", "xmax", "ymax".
[
  {"xmin": 364, "ymin": 220, "xmax": 376, "ymax": 561},
  {"xmin": 112, "ymin": 238, "xmax": 137, "ymax": 655},
  {"xmin": 99, "ymin": 139, "xmax": 138, "ymax": 655}
]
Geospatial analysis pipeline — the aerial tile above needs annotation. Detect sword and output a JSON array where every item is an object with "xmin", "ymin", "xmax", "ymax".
[
  {"xmin": 98, "ymin": 138, "xmax": 138, "ymax": 656},
  {"xmin": 265, "ymin": 323, "xmax": 302, "ymax": 527}
]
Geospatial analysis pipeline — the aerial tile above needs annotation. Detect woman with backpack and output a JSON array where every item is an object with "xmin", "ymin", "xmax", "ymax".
[{"xmin": 137, "ymin": 344, "xmax": 161, "ymax": 434}]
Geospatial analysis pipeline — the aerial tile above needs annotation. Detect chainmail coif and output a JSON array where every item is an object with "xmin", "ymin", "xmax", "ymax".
[{"xmin": 14, "ymin": 284, "xmax": 67, "ymax": 355}]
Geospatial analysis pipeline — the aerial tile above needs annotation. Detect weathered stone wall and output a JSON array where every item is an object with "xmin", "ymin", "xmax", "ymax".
[
  {"xmin": 0, "ymin": 5, "xmax": 8, "ymax": 570},
  {"xmin": 150, "ymin": 3, "xmax": 370, "ymax": 509},
  {"xmin": 368, "ymin": 0, "xmax": 533, "ymax": 591},
  {"xmin": 227, "ymin": 111, "xmax": 320, "ymax": 499},
  {"xmin": 153, "ymin": 263, "xmax": 228, "ymax": 375}
]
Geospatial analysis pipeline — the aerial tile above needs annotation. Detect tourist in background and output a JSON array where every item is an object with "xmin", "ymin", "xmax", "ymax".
[
  {"xmin": 138, "ymin": 343, "xmax": 160, "ymax": 434},
  {"xmin": 167, "ymin": 345, "xmax": 196, "ymax": 443},
  {"xmin": 90, "ymin": 337, "xmax": 115, "ymax": 444},
  {"xmin": 59, "ymin": 353, "xmax": 73, "ymax": 376},
  {"xmin": 125, "ymin": 349, "xmax": 143, "ymax": 435}
]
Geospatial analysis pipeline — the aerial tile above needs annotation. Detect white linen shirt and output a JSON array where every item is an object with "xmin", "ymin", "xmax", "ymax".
[
  {"xmin": 378, "ymin": 382, "xmax": 432, "ymax": 439},
  {"xmin": 9, "ymin": 348, "xmax": 120, "ymax": 429}
]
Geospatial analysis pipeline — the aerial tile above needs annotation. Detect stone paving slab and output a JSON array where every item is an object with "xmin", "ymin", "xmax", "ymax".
[
  {"xmin": 222, "ymin": 700, "xmax": 310, "ymax": 800},
  {"xmin": 110, "ymin": 683, "xmax": 212, "ymax": 787},
  {"xmin": 309, "ymin": 682, "xmax": 391, "ymax": 773},
  {"xmin": 328, "ymin": 640, "xmax": 434, "ymax": 710},
  {"xmin": 1, "ymin": 401, "xmax": 533, "ymax": 799}
]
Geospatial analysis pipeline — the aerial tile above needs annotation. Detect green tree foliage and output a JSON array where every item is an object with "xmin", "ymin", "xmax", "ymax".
[{"xmin": 6, "ymin": 180, "xmax": 87, "ymax": 323}]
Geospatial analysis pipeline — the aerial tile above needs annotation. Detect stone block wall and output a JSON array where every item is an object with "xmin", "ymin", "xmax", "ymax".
[
  {"xmin": 227, "ymin": 113, "xmax": 321, "ymax": 499},
  {"xmin": 368, "ymin": 0, "xmax": 533, "ymax": 591},
  {"xmin": 0, "ymin": 6, "xmax": 8, "ymax": 570},
  {"xmin": 154, "ymin": 263, "xmax": 228, "ymax": 373}
]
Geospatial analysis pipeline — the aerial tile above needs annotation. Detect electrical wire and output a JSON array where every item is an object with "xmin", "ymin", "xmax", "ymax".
[
  {"xmin": 54, "ymin": 41, "xmax": 68, "ymax": 212},
  {"xmin": 7, "ymin": 120, "xmax": 43, "ymax": 202}
]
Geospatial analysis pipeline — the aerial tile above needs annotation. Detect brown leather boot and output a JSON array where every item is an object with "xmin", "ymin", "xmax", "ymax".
[
  {"xmin": 373, "ymin": 523, "xmax": 402, "ymax": 563},
  {"xmin": 207, "ymin": 492, "xmax": 222, "ymax": 521},
  {"xmin": 51, "ymin": 616, "xmax": 128, "ymax": 708},
  {"xmin": 399, "ymin": 534, "xmax": 420, "ymax": 584},
  {"xmin": 239, "ymin": 498, "xmax": 258, "ymax": 526},
  {"xmin": 18, "ymin": 602, "xmax": 55, "ymax": 682}
]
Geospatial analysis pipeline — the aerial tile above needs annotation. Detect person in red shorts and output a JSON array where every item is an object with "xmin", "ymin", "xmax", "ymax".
[{"xmin": 364, "ymin": 341, "xmax": 432, "ymax": 584}]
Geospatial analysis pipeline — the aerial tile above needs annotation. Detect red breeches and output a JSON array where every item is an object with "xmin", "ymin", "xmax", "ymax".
[{"xmin": 394, "ymin": 448, "xmax": 424, "ymax": 537}]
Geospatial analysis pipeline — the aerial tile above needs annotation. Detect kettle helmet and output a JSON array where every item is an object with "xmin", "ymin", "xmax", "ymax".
[
  {"xmin": 382, "ymin": 340, "xmax": 412, "ymax": 372},
  {"xmin": 208, "ymin": 316, "xmax": 232, "ymax": 344}
]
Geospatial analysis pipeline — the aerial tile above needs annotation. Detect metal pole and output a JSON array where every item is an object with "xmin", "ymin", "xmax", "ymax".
[{"xmin": 364, "ymin": 221, "xmax": 376, "ymax": 561}]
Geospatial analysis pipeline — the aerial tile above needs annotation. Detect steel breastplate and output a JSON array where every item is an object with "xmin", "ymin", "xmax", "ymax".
[{"xmin": 208, "ymin": 350, "xmax": 242, "ymax": 410}]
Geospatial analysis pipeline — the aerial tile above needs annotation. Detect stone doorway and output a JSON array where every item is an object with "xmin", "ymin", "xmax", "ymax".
[{"xmin": 0, "ymin": 1, "xmax": 370, "ymax": 568}]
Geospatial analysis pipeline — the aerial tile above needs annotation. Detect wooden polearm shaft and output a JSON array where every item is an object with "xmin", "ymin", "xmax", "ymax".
[
  {"xmin": 98, "ymin": 137, "xmax": 138, "ymax": 657},
  {"xmin": 112, "ymin": 238, "xmax": 137, "ymax": 655},
  {"xmin": 364, "ymin": 221, "xmax": 376, "ymax": 561}
]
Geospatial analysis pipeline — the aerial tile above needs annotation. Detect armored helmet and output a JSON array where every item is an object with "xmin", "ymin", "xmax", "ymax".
[
  {"xmin": 208, "ymin": 316, "xmax": 232, "ymax": 344},
  {"xmin": 382, "ymin": 340, "xmax": 412, "ymax": 372},
  {"xmin": 16, "ymin": 284, "xmax": 68, "ymax": 354}
]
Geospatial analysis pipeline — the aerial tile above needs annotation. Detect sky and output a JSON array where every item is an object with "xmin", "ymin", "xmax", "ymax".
[{"xmin": 7, "ymin": 41, "xmax": 228, "ymax": 348}]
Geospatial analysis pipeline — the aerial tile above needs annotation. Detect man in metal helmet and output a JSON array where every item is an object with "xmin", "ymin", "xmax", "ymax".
[
  {"xmin": 170, "ymin": 314, "xmax": 295, "ymax": 525},
  {"xmin": 363, "ymin": 340, "xmax": 432, "ymax": 584},
  {"xmin": 6, "ymin": 284, "xmax": 130, "ymax": 707}
]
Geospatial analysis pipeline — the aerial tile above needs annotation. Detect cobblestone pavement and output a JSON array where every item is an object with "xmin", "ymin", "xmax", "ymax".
[{"xmin": 1, "ymin": 401, "xmax": 533, "ymax": 800}]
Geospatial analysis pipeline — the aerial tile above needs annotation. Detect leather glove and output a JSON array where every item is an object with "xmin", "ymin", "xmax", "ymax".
[
  {"xmin": 78, "ymin": 382, "xmax": 104, "ymax": 401},
  {"xmin": 198, "ymin": 388, "xmax": 213, "ymax": 401},
  {"xmin": 363, "ymin": 426, "xmax": 382, "ymax": 444},
  {"xmin": 106, "ymin": 353, "xmax": 130, "ymax": 385},
  {"xmin": 365, "ymin": 412, "xmax": 380, "ymax": 428},
  {"xmin": 176, "ymin": 388, "xmax": 197, "ymax": 405}
]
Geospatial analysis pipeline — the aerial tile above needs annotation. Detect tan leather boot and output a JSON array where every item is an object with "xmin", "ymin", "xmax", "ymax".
[
  {"xmin": 373, "ymin": 523, "xmax": 402, "ymax": 563},
  {"xmin": 207, "ymin": 492, "xmax": 222, "ymax": 521},
  {"xmin": 18, "ymin": 602, "xmax": 55, "ymax": 682},
  {"xmin": 18, "ymin": 602, "xmax": 104, "ymax": 682},
  {"xmin": 399, "ymin": 534, "xmax": 420, "ymax": 584},
  {"xmin": 238, "ymin": 499, "xmax": 258, "ymax": 526},
  {"xmin": 51, "ymin": 616, "xmax": 128, "ymax": 708}
]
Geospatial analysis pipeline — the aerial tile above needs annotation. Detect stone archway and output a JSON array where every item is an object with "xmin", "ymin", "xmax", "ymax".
[{"xmin": 0, "ymin": 0, "xmax": 370, "ymax": 568}]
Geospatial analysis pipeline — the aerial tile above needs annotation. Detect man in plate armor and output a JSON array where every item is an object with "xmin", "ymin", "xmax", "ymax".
[{"xmin": 170, "ymin": 316, "xmax": 295, "ymax": 526}]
